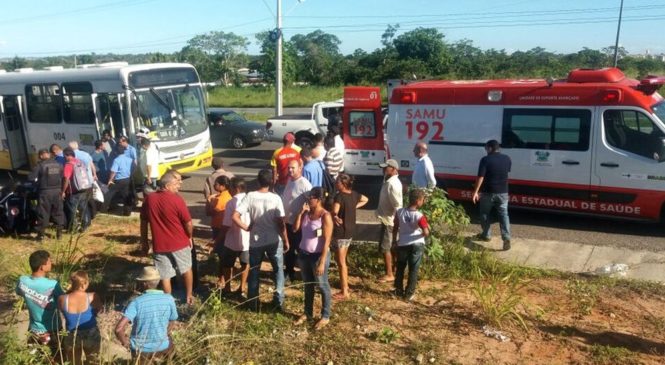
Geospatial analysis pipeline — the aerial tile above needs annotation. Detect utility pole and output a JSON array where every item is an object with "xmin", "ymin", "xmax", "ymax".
[
  {"xmin": 613, "ymin": 0, "xmax": 624, "ymax": 67},
  {"xmin": 275, "ymin": 0, "xmax": 283, "ymax": 116}
]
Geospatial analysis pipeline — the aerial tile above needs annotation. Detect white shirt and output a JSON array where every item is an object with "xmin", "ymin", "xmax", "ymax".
[
  {"xmin": 143, "ymin": 144, "xmax": 160, "ymax": 179},
  {"xmin": 223, "ymin": 193, "xmax": 250, "ymax": 252},
  {"xmin": 282, "ymin": 176, "xmax": 312, "ymax": 225},
  {"xmin": 314, "ymin": 145, "xmax": 327, "ymax": 161},
  {"xmin": 334, "ymin": 135, "xmax": 345, "ymax": 171},
  {"xmin": 375, "ymin": 174, "xmax": 402, "ymax": 226},
  {"xmin": 235, "ymin": 191, "xmax": 285, "ymax": 247},
  {"xmin": 413, "ymin": 154, "xmax": 436, "ymax": 188},
  {"xmin": 396, "ymin": 208, "xmax": 427, "ymax": 246}
]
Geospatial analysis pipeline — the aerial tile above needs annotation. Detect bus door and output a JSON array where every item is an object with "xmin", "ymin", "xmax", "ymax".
[
  {"xmin": 342, "ymin": 87, "xmax": 385, "ymax": 176},
  {"xmin": 95, "ymin": 93, "xmax": 124, "ymax": 138},
  {"xmin": 0, "ymin": 96, "xmax": 29, "ymax": 169}
]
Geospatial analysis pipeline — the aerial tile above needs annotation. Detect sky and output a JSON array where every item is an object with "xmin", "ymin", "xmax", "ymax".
[{"xmin": 0, "ymin": 0, "xmax": 663, "ymax": 59}]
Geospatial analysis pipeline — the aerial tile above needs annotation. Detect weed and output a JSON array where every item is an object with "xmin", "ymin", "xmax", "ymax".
[
  {"xmin": 472, "ymin": 268, "xmax": 529, "ymax": 330},
  {"xmin": 589, "ymin": 344, "xmax": 639, "ymax": 365},
  {"xmin": 370, "ymin": 327, "xmax": 400, "ymax": 344},
  {"xmin": 567, "ymin": 278, "xmax": 601, "ymax": 316}
]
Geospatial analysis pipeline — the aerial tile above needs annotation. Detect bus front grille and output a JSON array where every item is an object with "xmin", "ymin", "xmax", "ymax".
[{"xmin": 159, "ymin": 140, "xmax": 200, "ymax": 154}]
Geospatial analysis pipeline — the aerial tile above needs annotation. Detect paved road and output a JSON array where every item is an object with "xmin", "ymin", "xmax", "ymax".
[{"xmin": 183, "ymin": 140, "xmax": 665, "ymax": 251}]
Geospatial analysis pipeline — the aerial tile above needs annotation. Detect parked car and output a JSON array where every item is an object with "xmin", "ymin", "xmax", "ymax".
[{"xmin": 208, "ymin": 108, "xmax": 266, "ymax": 149}]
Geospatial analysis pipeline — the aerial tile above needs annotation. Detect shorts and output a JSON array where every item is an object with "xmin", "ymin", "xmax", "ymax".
[
  {"xmin": 332, "ymin": 238, "xmax": 353, "ymax": 250},
  {"xmin": 64, "ymin": 326, "xmax": 101, "ymax": 355},
  {"xmin": 379, "ymin": 224, "xmax": 394, "ymax": 253},
  {"xmin": 154, "ymin": 246, "xmax": 192, "ymax": 279},
  {"xmin": 219, "ymin": 246, "xmax": 249, "ymax": 268}
]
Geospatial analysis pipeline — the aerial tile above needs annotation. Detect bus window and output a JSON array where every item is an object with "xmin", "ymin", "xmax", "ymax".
[
  {"xmin": 26, "ymin": 84, "xmax": 62, "ymax": 123},
  {"xmin": 63, "ymin": 82, "xmax": 94, "ymax": 124},
  {"xmin": 97, "ymin": 93, "xmax": 124, "ymax": 136}
]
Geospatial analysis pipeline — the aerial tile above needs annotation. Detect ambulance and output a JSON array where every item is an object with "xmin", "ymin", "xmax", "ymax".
[{"xmin": 379, "ymin": 68, "xmax": 665, "ymax": 221}]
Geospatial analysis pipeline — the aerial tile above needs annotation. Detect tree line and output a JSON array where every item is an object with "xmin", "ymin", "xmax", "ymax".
[{"xmin": 3, "ymin": 26, "xmax": 665, "ymax": 86}]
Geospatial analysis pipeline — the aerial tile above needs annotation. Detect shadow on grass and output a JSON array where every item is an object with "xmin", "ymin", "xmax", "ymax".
[{"xmin": 540, "ymin": 325, "xmax": 665, "ymax": 355}]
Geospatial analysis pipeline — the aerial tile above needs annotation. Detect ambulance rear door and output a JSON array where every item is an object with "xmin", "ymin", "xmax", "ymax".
[{"xmin": 342, "ymin": 87, "xmax": 385, "ymax": 176}]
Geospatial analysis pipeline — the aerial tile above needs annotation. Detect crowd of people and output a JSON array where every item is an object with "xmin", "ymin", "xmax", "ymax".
[{"xmin": 15, "ymin": 125, "xmax": 513, "ymax": 362}]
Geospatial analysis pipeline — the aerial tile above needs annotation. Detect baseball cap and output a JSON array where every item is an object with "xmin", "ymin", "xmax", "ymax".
[
  {"xmin": 379, "ymin": 159, "xmax": 399, "ymax": 169},
  {"xmin": 283, "ymin": 132, "xmax": 296, "ymax": 143}
]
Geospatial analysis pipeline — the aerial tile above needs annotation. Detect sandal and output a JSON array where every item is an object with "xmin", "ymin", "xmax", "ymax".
[
  {"xmin": 378, "ymin": 276, "xmax": 395, "ymax": 283},
  {"xmin": 314, "ymin": 318, "xmax": 330, "ymax": 330},
  {"xmin": 333, "ymin": 292, "xmax": 350, "ymax": 301}
]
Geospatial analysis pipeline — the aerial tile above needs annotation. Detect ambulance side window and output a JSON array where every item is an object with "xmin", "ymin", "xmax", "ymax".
[
  {"xmin": 603, "ymin": 110, "xmax": 665, "ymax": 160},
  {"xmin": 502, "ymin": 109, "xmax": 591, "ymax": 151}
]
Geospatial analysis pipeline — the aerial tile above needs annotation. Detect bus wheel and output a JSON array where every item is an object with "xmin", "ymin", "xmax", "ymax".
[{"xmin": 231, "ymin": 135, "xmax": 246, "ymax": 149}]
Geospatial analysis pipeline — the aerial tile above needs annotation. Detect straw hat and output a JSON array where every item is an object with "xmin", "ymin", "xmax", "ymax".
[{"xmin": 136, "ymin": 266, "xmax": 161, "ymax": 281}]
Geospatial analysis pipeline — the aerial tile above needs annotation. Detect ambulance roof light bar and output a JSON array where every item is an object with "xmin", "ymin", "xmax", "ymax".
[{"xmin": 637, "ymin": 75, "xmax": 665, "ymax": 96}]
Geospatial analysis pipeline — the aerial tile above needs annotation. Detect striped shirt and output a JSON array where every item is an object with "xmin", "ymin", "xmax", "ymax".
[
  {"xmin": 123, "ymin": 290, "xmax": 178, "ymax": 353},
  {"xmin": 324, "ymin": 147, "xmax": 343, "ymax": 178}
]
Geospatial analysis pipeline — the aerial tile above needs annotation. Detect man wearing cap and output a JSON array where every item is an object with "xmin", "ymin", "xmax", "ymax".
[
  {"xmin": 271, "ymin": 132, "xmax": 301, "ymax": 194},
  {"xmin": 115, "ymin": 266, "xmax": 178, "ymax": 361},
  {"xmin": 375, "ymin": 159, "xmax": 402, "ymax": 282}
]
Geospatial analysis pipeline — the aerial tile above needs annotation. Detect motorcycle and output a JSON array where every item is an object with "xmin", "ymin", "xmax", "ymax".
[{"xmin": 0, "ymin": 181, "xmax": 39, "ymax": 235}]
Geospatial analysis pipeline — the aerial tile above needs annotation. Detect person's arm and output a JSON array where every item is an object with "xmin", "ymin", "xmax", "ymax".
[
  {"xmin": 107, "ymin": 171, "xmax": 116, "ymax": 185},
  {"xmin": 184, "ymin": 220, "xmax": 193, "ymax": 239},
  {"xmin": 277, "ymin": 216, "xmax": 290, "ymax": 253},
  {"xmin": 90, "ymin": 292, "xmax": 104, "ymax": 313},
  {"xmin": 387, "ymin": 181, "xmax": 401, "ymax": 209},
  {"xmin": 426, "ymin": 160, "xmax": 436, "ymax": 188},
  {"xmin": 115, "ymin": 317, "xmax": 131, "ymax": 349},
  {"xmin": 61, "ymin": 177, "xmax": 70, "ymax": 198},
  {"xmin": 57, "ymin": 295, "xmax": 66, "ymax": 313},
  {"xmin": 91, "ymin": 161, "xmax": 98, "ymax": 181},
  {"xmin": 232, "ymin": 212, "xmax": 250, "ymax": 231},
  {"xmin": 419, "ymin": 215, "xmax": 431, "ymax": 238},
  {"xmin": 356, "ymin": 194, "xmax": 369, "ymax": 209},
  {"xmin": 332, "ymin": 201, "xmax": 342, "ymax": 226},
  {"xmin": 472, "ymin": 176, "xmax": 485, "ymax": 204},
  {"xmin": 316, "ymin": 212, "xmax": 333, "ymax": 276},
  {"xmin": 28, "ymin": 165, "xmax": 40, "ymax": 182},
  {"xmin": 392, "ymin": 213, "xmax": 399, "ymax": 246},
  {"xmin": 293, "ymin": 205, "xmax": 308, "ymax": 232}
]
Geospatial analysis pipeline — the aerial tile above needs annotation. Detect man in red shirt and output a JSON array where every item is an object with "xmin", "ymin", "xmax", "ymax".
[
  {"xmin": 140, "ymin": 170, "xmax": 194, "ymax": 305},
  {"xmin": 270, "ymin": 132, "xmax": 301, "ymax": 194},
  {"xmin": 61, "ymin": 147, "xmax": 92, "ymax": 233}
]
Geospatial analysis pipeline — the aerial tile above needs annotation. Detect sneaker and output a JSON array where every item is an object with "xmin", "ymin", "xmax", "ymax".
[
  {"xmin": 406, "ymin": 293, "xmax": 416, "ymax": 302},
  {"xmin": 474, "ymin": 234, "xmax": 491, "ymax": 242},
  {"xmin": 503, "ymin": 240, "xmax": 511, "ymax": 251}
]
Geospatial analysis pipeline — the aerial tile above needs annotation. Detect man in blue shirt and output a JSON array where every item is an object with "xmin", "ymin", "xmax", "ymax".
[
  {"xmin": 115, "ymin": 266, "xmax": 178, "ymax": 361},
  {"xmin": 101, "ymin": 145, "xmax": 134, "ymax": 215},
  {"xmin": 15, "ymin": 250, "xmax": 64, "ymax": 354},
  {"xmin": 50, "ymin": 143, "xmax": 65, "ymax": 165},
  {"xmin": 301, "ymin": 147, "xmax": 323, "ymax": 188}
]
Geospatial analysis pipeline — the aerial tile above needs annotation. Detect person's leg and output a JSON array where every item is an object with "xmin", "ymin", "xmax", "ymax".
[
  {"xmin": 181, "ymin": 269, "xmax": 194, "ymax": 305},
  {"xmin": 154, "ymin": 253, "xmax": 176, "ymax": 294},
  {"xmin": 78, "ymin": 190, "xmax": 91, "ymax": 230},
  {"xmin": 247, "ymin": 246, "xmax": 262, "ymax": 311},
  {"xmin": 298, "ymin": 252, "xmax": 315, "ymax": 319},
  {"xmin": 36, "ymin": 194, "xmax": 51, "ymax": 238},
  {"xmin": 284, "ymin": 224, "xmax": 300, "ymax": 281},
  {"xmin": 495, "ymin": 193, "xmax": 511, "ymax": 244},
  {"xmin": 51, "ymin": 193, "xmax": 65, "ymax": 238},
  {"xmin": 238, "ymin": 262, "xmax": 249, "ymax": 293},
  {"xmin": 478, "ymin": 193, "xmax": 493, "ymax": 239},
  {"xmin": 316, "ymin": 252, "xmax": 332, "ymax": 321},
  {"xmin": 394, "ymin": 246, "xmax": 408, "ymax": 295},
  {"xmin": 267, "ymin": 241, "xmax": 285, "ymax": 308},
  {"xmin": 379, "ymin": 224, "xmax": 395, "ymax": 281},
  {"xmin": 334, "ymin": 243, "xmax": 350, "ymax": 297},
  {"xmin": 405, "ymin": 244, "xmax": 424, "ymax": 298},
  {"xmin": 100, "ymin": 182, "xmax": 120, "ymax": 213}
]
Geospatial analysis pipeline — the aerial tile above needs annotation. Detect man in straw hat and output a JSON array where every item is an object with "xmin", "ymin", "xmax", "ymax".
[{"xmin": 115, "ymin": 266, "xmax": 178, "ymax": 361}]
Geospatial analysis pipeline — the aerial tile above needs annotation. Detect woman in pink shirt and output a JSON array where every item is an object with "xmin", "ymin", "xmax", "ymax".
[{"xmin": 293, "ymin": 187, "xmax": 333, "ymax": 330}]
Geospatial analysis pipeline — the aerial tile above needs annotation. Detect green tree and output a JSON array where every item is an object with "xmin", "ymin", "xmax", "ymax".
[
  {"xmin": 253, "ymin": 30, "xmax": 298, "ymax": 85},
  {"xmin": 184, "ymin": 31, "xmax": 249, "ymax": 84},
  {"xmin": 291, "ymin": 30, "xmax": 344, "ymax": 85},
  {"xmin": 392, "ymin": 27, "xmax": 451, "ymax": 76}
]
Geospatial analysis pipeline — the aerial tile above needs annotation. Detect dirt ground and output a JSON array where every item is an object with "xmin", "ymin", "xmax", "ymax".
[{"xmin": 1, "ymin": 215, "xmax": 665, "ymax": 364}]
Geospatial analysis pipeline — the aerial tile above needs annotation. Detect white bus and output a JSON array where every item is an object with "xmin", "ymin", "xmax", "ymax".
[{"xmin": 0, "ymin": 62, "xmax": 212, "ymax": 175}]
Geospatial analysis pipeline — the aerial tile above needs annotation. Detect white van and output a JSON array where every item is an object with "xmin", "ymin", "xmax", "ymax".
[{"xmin": 384, "ymin": 68, "xmax": 665, "ymax": 221}]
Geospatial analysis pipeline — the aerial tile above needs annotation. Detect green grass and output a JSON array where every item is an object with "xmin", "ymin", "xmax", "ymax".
[{"xmin": 207, "ymin": 85, "xmax": 345, "ymax": 107}]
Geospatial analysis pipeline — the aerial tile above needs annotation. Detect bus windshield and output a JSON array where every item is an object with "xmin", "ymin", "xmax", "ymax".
[{"xmin": 134, "ymin": 85, "xmax": 207, "ymax": 141}]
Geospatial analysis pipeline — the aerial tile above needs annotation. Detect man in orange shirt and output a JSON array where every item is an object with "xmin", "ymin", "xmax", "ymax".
[{"xmin": 270, "ymin": 132, "xmax": 301, "ymax": 194}]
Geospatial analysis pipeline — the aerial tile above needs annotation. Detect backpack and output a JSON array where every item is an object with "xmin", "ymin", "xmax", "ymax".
[
  {"xmin": 318, "ymin": 160, "xmax": 336, "ymax": 197},
  {"xmin": 71, "ymin": 161, "xmax": 92, "ymax": 191}
]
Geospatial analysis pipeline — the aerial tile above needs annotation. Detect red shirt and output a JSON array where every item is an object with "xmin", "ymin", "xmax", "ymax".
[
  {"xmin": 271, "ymin": 146, "xmax": 301, "ymax": 185},
  {"xmin": 141, "ymin": 190, "xmax": 192, "ymax": 253}
]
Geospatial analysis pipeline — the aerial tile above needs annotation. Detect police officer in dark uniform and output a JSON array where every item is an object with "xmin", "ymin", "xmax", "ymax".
[{"xmin": 28, "ymin": 148, "xmax": 65, "ymax": 240}]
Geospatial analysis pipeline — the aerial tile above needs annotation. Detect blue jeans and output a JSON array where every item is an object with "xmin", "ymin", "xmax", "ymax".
[
  {"xmin": 298, "ymin": 251, "xmax": 331, "ymax": 319},
  {"xmin": 65, "ymin": 189, "xmax": 91, "ymax": 232},
  {"xmin": 395, "ymin": 244, "xmax": 424, "ymax": 296},
  {"xmin": 248, "ymin": 241, "xmax": 285, "ymax": 311},
  {"xmin": 479, "ymin": 193, "xmax": 511, "ymax": 242}
]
